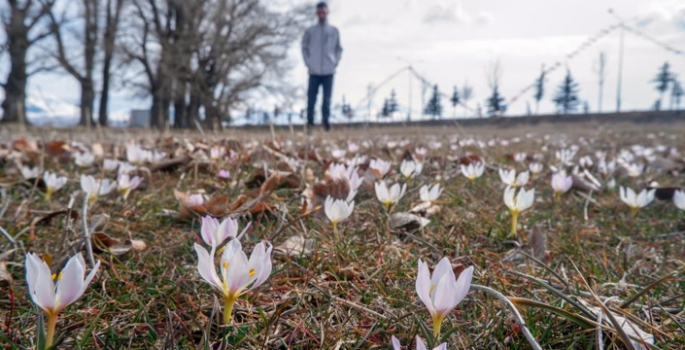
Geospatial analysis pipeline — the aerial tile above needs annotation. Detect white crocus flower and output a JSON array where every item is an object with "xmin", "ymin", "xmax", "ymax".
[
  {"xmin": 80, "ymin": 175, "xmax": 116, "ymax": 204},
  {"xmin": 324, "ymin": 196, "xmax": 354, "ymax": 237},
  {"xmin": 528, "ymin": 162, "xmax": 543, "ymax": 175},
  {"xmin": 21, "ymin": 166, "xmax": 40, "ymax": 179},
  {"xmin": 43, "ymin": 171, "xmax": 67, "ymax": 201},
  {"xmin": 499, "ymin": 169, "xmax": 529, "ymax": 188},
  {"xmin": 619, "ymin": 186, "xmax": 655, "ymax": 217},
  {"xmin": 551, "ymin": 171, "xmax": 573, "ymax": 201},
  {"xmin": 624, "ymin": 163, "xmax": 644, "ymax": 178},
  {"xmin": 674, "ymin": 190, "xmax": 685, "ymax": 211},
  {"xmin": 579, "ymin": 155, "xmax": 594, "ymax": 168},
  {"xmin": 391, "ymin": 336, "xmax": 447, "ymax": 350},
  {"xmin": 117, "ymin": 173, "xmax": 142, "ymax": 201},
  {"xmin": 416, "ymin": 257, "xmax": 474, "ymax": 338},
  {"xmin": 419, "ymin": 184, "xmax": 442, "ymax": 202},
  {"xmin": 461, "ymin": 162, "xmax": 485, "ymax": 181},
  {"xmin": 369, "ymin": 159, "xmax": 392, "ymax": 177},
  {"xmin": 503, "ymin": 187, "xmax": 535, "ymax": 237},
  {"xmin": 74, "ymin": 152, "xmax": 95, "ymax": 168},
  {"xmin": 400, "ymin": 160, "xmax": 423, "ymax": 179},
  {"xmin": 210, "ymin": 146, "xmax": 226, "ymax": 160},
  {"xmin": 25, "ymin": 253, "xmax": 100, "ymax": 348},
  {"xmin": 194, "ymin": 239, "xmax": 272, "ymax": 325},
  {"xmin": 375, "ymin": 181, "xmax": 407, "ymax": 210},
  {"xmin": 199, "ymin": 216, "xmax": 247, "ymax": 252},
  {"xmin": 103, "ymin": 159, "xmax": 119, "ymax": 172}
]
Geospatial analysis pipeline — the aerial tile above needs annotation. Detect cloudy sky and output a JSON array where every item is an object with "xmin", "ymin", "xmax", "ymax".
[{"xmin": 11, "ymin": 0, "xmax": 685, "ymax": 122}]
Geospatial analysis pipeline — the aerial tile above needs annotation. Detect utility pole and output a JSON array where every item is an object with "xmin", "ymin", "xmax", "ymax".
[
  {"xmin": 408, "ymin": 65, "xmax": 413, "ymax": 122},
  {"xmin": 397, "ymin": 57, "xmax": 423, "ymax": 122},
  {"xmin": 609, "ymin": 8, "xmax": 625, "ymax": 113},
  {"xmin": 596, "ymin": 51, "xmax": 606, "ymax": 113}
]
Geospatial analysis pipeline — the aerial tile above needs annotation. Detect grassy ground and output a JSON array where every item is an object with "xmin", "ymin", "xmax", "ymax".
[{"xmin": 1, "ymin": 122, "xmax": 684, "ymax": 349}]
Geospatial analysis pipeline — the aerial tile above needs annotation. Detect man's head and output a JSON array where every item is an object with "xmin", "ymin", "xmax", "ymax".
[{"xmin": 316, "ymin": 2, "xmax": 328, "ymax": 23}]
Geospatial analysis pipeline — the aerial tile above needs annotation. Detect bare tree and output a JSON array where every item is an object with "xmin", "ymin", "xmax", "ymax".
[
  {"xmin": 122, "ymin": 0, "xmax": 306, "ymax": 129},
  {"xmin": 47, "ymin": 0, "xmax": 100, "ymax": 127},
  {"xmin": 0, "ymin": 0, "xmax": 57, "ymax": 124},
  {"xmin": 98, "ymin": 0, "xmax": 126, "ymax": 126}
]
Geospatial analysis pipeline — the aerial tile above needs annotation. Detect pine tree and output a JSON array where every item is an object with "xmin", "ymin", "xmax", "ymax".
[
  {"xmin": 461, "ymin": 82, "xmax": 473, "ymax": 117},
  {"xmin": 486, "ymin": 87, "xmax": 505, "ymax": 117},
  {"xmin": 424, "ymin": 85, "xmax": 443, "ymax": 119},
  {"xmin": 450, "ymin": 86, "xmax": 460, "ymax": 117},
  {"xmin": 552, "ymin": 70, "xmax": 581, "ymax": 114},
  {"xmin": 388, "ymin": 90, "xmax": 399, "ymax": 114},
  {"xmin": 652, "ymin": 62, "xmax": 671, "ymax": 110},
  {"xmin": 533, "ymin": 69, "xmax": 546, "ymax": 114},
  {"xmin": 381, "ymin": 98, "xmax": 391, "ymax": 118}
]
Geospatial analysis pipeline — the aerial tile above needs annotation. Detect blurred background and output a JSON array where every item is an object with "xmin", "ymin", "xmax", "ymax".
[{"xmin": 0, "ymin": 0, "xmax": 684, "ymax": 128}]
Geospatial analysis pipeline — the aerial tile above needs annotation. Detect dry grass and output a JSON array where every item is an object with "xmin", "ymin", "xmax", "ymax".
[{"xmin": 0, "ymin": 122, "xmax": 684, "ymax": 349}]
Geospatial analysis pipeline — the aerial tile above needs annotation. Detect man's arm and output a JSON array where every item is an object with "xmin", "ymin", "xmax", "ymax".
[
  {"xmin": 334, "ymin": 29, "xmax": 343, "ymax": 66},
  {"xmin": 301, "ymin": 28, "xmax": 311, "ymax": 67}
]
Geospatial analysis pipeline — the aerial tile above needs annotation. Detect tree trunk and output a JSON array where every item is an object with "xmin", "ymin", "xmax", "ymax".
[
  {"xmin": 80, "ymin": 80, "xmax": 95, "ymax": 127},
  {"xmin": 1, "ymin": 53, "xmax": 28, "ymax": 124},
  {"xmin": 173, "ymin": 81, "xmax": 187, "ymax": 128},
  {"xmin": 1, "ymin": 11, "xmax": 30, "ymax": 124},
  {"xmin": 99, "ymin": 58, "xmax": 112, "ymax": 126}
]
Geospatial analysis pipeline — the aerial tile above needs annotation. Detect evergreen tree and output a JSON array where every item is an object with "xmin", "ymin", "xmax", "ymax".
[
  {"xmin": 461, "ymin": 82, "xmax": 473, "ymax": 117},
  {"xmin": 424, "ymin": 85, "xmax": 443, "ymax": 119},
  {"xmin": 533, "ymin": 69, "xmax": 546, "ymax": 114},
  {"xmin": 652, "ymin": 62, "xmax": 672, "ymax": 110},
  {"xmin": 388, "ymin": 90, "xmax": 399, "ymax": 114},
  {"xmin": 486, "ymin": 87, "xmax": 505, "ymax": 117},
  {"xmin": 381, "ymin": 98, "xmax": 391, "ymax": 118},
  {"xmin": 450, "ymin": 86, "xmax": 460, "ymax": 117},
  {"xmin": 552, "ymin": 70, "xmax": 581, "ymax": 114},
  {"xmin": 670, "ymin": 77, "xmax": 683, "ymax": 110}
]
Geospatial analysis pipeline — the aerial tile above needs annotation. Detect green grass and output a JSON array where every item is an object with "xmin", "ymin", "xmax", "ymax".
[{"xmin": 1, "ymin": 125, "xmax": 684, "ymax": 349}]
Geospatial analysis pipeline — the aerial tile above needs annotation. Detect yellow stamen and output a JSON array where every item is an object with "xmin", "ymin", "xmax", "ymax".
[
  {"xmin": 222, "ymin": 262, "xmax": 229, "ymax": 269},
  {"xmin": 429, "ymin": 283, "xmax": 436, "ymax": 294},
  {"xmin": 249, "ymin": 268, "xmax": 256, "ymax": 277}
]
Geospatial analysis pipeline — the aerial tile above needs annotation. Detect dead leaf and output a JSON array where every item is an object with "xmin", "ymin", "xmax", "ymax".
[
  {"xmin": 30, "ymin": 209, "xmax": 79, "ymax": 241},
  {"xmin": 275, "ymin": 236, "xmax": 314, "ymax": 257},
  {"xmin": 92, "ymin": 232, "xmax": 146, "ymax": 256},
  {"xmin": 0, "ymin": 261, "xmax": 12, "ymax": 286},
  {"xmin": 389, "ymin": 212, "xmax": 430, "ymax": 230},
  {"xmin": 528, "ymin": 226, "xmax": 547, "ymax": 262}
]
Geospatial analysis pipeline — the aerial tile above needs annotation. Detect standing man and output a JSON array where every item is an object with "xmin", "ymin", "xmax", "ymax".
[{"xmin": 302, "ymin": 2, "xmax": 342, "ymax": 133}]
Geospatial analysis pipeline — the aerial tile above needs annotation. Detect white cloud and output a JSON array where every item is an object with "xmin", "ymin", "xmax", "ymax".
[{"xmin": 422, "ymin": 0, "xmax": 493, "ymax": 25}]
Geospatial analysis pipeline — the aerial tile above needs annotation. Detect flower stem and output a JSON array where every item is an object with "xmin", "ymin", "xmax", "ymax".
[
  {"xmin": 332, "ymin": 221, "xmax": 339, "ymax": 242},
  {"xmin": 46, "ymin": 312, "xmax": 57, "ymax": 348},
  {"xmin": 223, "ymin": 294, "xmax": 238, "ymax": 325},
  {"xmin": 631, "ymin": 207, "xmax": 638, "ymax": 218},
  {"xmin": 45, "ymin": 188, "xmax": 53, "ymax": 202},
  {"xmin": 432, "ymin": 314, "xmax": 444, "ymax": 340},
  {"xmin": 510, "ymin": 212, "xmax": 519, "ymax": 238}
]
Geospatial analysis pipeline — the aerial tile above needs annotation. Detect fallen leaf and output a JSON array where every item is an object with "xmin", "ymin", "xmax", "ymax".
[
  {"xmin": 30, "ymin": 209, "xmax": 79, "ymax": 241},
  {"xmin": 275, "ymin": 236, "xmax": 314, "ymax": 257},
  {"xmin": 389, "ymin": 212, "xmax": 430, "ymax": 230}
]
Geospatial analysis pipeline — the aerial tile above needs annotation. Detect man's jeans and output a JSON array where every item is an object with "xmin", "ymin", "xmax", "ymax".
[{"xmin": 307, "ymin": 74, "xmax": 334, "ymax": 131}]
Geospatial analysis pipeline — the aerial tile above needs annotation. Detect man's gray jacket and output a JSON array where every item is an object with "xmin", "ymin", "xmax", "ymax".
[{"xmin": 302, "ymin": 22, "xmax": 342, "ymax": 76}]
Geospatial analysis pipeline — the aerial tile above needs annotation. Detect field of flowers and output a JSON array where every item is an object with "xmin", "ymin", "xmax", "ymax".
[{"xmin": 0, "ymin": 123, "xmax": 684, "ymax": 349}]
